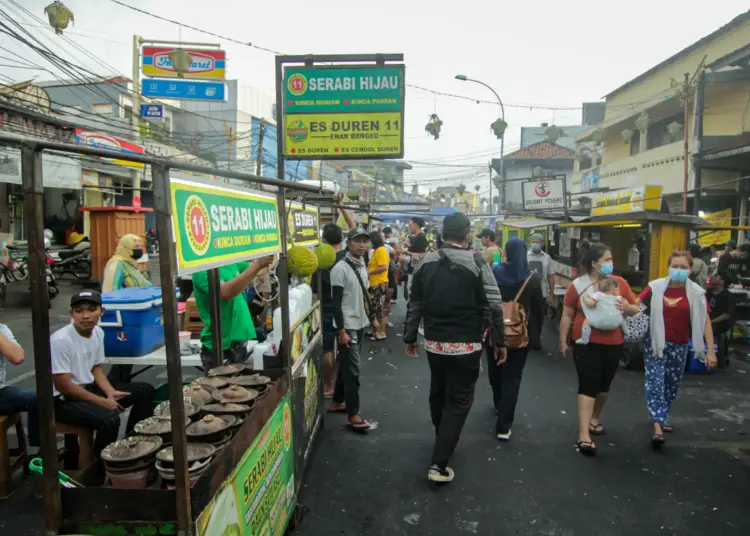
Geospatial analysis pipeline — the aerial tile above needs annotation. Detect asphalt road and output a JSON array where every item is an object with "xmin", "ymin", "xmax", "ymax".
[{"xmin": 2, "ymin": 295, "xmax": 750, "ymax": 535}]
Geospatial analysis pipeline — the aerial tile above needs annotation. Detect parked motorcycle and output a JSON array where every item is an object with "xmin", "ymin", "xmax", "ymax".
[
  {"xmin": 47, "ymin": 236, "xmax": 92, "ymax": 280},
  {"xmin": 147, "ymin": 228, "xmax": 158, "ymax": 255}
]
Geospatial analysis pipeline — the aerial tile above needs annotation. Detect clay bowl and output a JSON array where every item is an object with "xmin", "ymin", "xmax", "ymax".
[
  {"xmin": 227, "ymin": 373, "xmax": 271, "ymax": 388},
  {"xmin": 183, "ymin": 384, "xmax": 214, "ymax": 406},
  {"xmin": 186, "ymin": 414, "xmax": 235, "ymax": 444},
  {"xmin": 192, "ymin": 377, "xmax": 229, "ymax": 393},
  {"xmin": 212, "ymin": 385, "xmax": 258, "ymax": 405},
  {"xmin": 207, "ymin": 363, "xmax": 245, "ymax": 378},
  {"xmin": 154, "ymin": 396, "xmax": 202, "ymax": 421}
]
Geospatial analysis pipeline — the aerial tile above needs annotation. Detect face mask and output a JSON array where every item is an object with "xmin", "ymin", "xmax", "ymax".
[
  {"xmin": 531, "ymin": 243, "xmax": 542, "ymax": 254},
  {"xmin": 599, "ymin": 262, "xmax": 614, "ymax": 276},
  {"xmin": 669, "ymin": 268, "xmax": 689, "ymax": 283},
  {"xmin": 132, "ymin": 248, "xmax": 144, "ymax": 260}
]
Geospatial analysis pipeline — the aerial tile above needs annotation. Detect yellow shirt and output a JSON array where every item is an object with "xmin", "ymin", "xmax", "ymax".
[{"xmin": 368, "ymin": 246, "xmax": 390, "ymax": 286}]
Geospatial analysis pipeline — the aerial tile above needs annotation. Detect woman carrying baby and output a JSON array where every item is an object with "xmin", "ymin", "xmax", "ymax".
[
  {"xmin": 560, "ymin": 243, "xmax": 639, "ymax": 455},
  {"xmin": 639, "ymin": 250, "xmax": 716, "ymax": 447}
]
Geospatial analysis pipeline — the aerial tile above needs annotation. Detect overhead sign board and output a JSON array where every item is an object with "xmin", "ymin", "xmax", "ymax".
[
  {"xmin": 74, "ymin": 129, "xmax": 145, "ymax": 170},
  {"xmin": 140, "ymin": 104, "xmax": 163, "ymax": 119},
  {"xmin": 590, "ymin": 185, "xmax": 663, "ymax": 217},
  {"xmin": 698, "ymin": 208, "xmax": 732, "ymax": 247},
  {"xmin": 522, "ymin": 177, "xmax": 566, "ymax": 211},
  {"xmin": 281, "ymin": 64, "xmax": 405, "ymax": 160},
  {"xmin": 141, "ymin": 46, "xmax": 226, "ymax": 80},
  {"xmin": 142, "ymin": 79, "xmax": 226, "ymax": 102},
  {"xmin": 287, "ymin": 202, "xmax": 320, "ymax": 247},
  {"xmin": 169, "ymin": 179, "xmax": 281, "ymax": 275}
]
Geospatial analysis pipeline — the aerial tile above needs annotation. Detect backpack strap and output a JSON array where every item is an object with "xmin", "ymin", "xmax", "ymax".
[{"xmin": 513, "ymin": 274, "xmax": 534, "ymax": 303}]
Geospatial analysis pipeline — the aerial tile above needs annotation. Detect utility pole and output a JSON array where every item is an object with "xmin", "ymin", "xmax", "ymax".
[
  {"xmin": 682, "ymin": 72, "xmax": 690, "ymax": 213},
  {"xmin": 488, "ymin": 163, "xmax": 492, "ymax": 214},
  {"xmin": 224, "ymin": 122, "xmax": 233, "ymax": 170},
  {"xmin": 131, "ymin": 34, "xmax": 142, "ymax": 207},
  {"xmin": 256, "ymin": 119, "xmax": 266, "ymax": 176}
]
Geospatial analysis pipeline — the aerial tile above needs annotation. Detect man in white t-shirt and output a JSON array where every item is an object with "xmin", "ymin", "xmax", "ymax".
[{"xmin": 52, "ymin": 290, "xmax": 155, "ymax": 456}]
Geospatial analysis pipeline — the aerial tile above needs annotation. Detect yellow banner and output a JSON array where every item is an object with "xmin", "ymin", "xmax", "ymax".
[
  {"xmin": 591, "ymin": 185, "xmax": 662, "ymax": 216},
  {"xmin": 698, "ymin": 208, "xmax": 732, "ymax": 247},
  {"xmin": 283, "ymin": 112, "xmax": 402, "ymax": 158}
]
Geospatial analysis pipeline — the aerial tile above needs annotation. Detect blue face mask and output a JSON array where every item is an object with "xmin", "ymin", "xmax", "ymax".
[
  {"xmin": 669, "ymin": 268, "xmax": 690, "ymax": 283},
  {"xmin": 599, "ymin": 262, "xmax": 614, "ymax": 276}
]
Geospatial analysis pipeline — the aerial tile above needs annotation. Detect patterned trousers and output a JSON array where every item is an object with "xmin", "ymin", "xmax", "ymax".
[{"xmin": 644, "ymin": 339, "xmax": 689, "ymax": 424}]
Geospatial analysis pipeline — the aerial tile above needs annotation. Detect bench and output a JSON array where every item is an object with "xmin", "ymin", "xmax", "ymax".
[{"xmin": 0, "ymin": 413, "xmax": 29, "ymax": 499}]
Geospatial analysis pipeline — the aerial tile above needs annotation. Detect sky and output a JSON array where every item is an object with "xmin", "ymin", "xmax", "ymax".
[{"xmin": 1, "ymin": 0, "xmax": 749, "ymax": 198}]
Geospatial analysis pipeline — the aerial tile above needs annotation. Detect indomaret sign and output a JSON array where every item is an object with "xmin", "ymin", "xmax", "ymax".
[{"xmin": 521, "ymin": 176, "xmax": 566, "ymax": 211}]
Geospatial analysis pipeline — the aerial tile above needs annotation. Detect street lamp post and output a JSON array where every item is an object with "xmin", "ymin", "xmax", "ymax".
[{"xmin": 455, "ymin": 74, "xmax": 506, "ymax": 214}]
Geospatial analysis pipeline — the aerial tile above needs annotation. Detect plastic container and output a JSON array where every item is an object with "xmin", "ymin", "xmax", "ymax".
[
  {"xmin": 101, "ymin": 287, "xmax": 179, "ymax": 357},
  {"xmin": 179, "ymin": 331, "xmax": 191, "ymax": 346},
  {"xmin": 687, "ymin": 340, "xmax": 718, "ymax": 375}
]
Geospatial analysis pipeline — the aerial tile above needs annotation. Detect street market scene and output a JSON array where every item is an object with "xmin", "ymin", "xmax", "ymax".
[{"xmin": 1, "ymin": 1, "xmax": 750, "ymax": 535}]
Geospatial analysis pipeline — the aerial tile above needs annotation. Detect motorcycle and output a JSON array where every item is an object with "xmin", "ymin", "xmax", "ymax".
[
  {"xmin": 47, "ymin": 237, "xmax": 92, "ymax": 280},
  {"xmin": 147, "ymin": 228, "xmax": 158, "ymax": 255}
]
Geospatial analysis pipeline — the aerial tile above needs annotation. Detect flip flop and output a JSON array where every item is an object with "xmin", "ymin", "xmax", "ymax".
[
  {"xmin": 576, "ymin": 440, "xmax": 597, "ymax": 456},
  {"xmin": 327, "ymin": 405, "xmax": 347, "ymax": 414},
  {"xmin": 323, "ymin": 390, "xmax": 334, "ymax": 399},
  {"xmin": 651, "ymin": 434, "xmax": 665, "ymax": 448},
  {"xmin": 346, "ymin": 419, "xmax": 372, "ymax": 434},
  {"xmin": 589, "ymin": 423, "xmax": 605, "ymax": 436},
  {"xmin": 662, "ymin": 424, "xmax": 673, "ymax": 433}
]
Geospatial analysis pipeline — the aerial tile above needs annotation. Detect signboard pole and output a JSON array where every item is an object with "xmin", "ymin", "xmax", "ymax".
[
  {"xmin": 562, "ymin": 174, "xmax": 569, "ymax": 219},
  {"xmin": 152, "ymin": 163, "xmax": 193, "ymax": 534},
  {"xmin": 207, "ymin": 268, "xmax": 223, "ymax": 368}
]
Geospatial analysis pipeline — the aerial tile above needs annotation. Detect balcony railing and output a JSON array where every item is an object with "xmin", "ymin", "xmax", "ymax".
[{"xmin": 573, "ymin": 140, "xmax": 687, "ymax": 194}]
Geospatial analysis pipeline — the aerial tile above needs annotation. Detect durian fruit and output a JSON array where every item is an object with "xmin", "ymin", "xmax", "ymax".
[
  {"xmin": 287, "ymin": 246, "xmax": 319, "ymax": 278},
  {"xmin": 315, "ymin": 243, "xmax": 336, "ymax": 270}
]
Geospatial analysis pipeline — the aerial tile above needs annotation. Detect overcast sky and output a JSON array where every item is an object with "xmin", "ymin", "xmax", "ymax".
[{"xmin": 2, "ymin": 0, "xmax": 748, "ymax": 196}]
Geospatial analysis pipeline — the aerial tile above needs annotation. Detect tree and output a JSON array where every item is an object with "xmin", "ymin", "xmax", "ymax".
[
  {"xmin": 474, "ymin": 184, "xmax": 481, "ymax": 193},
  {"xmin": 457, "ymin": 184, "xmax": 466, "ymax": 195}
]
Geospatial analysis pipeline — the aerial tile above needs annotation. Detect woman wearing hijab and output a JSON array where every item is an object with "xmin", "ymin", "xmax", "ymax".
[
  {"xmin": 102, "ymin": 234, "xmax": 152, "ymax": 293},
  {"xmin": 488, "ymin": 237, "xmax": 545, "ymax": 441}
]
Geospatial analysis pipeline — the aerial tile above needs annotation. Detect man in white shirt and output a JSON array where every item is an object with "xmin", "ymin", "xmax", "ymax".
[{"xmin": 52, "ymin": 290, "xmax": 155, "ymax": 456}]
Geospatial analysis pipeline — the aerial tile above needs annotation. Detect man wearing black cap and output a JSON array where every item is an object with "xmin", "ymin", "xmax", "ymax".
[
  {"xmin": 328, "ymin": 227, "xmax": 372, "ymax": 432},
  {"xmin": 51, "ymin": 290, "xmax": 155, "ymax": 456}
]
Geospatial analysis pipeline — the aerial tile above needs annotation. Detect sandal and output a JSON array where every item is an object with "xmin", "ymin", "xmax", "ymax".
[
  {"xmin": 327, "ymin": 405, "xmax": 347, "ymax": 414},
  {"xmin": 346, "ymin": 419, "xmax": 372, "ymax": 434},
  {"xmin": 651, "ymin": 434, "xmax": 665, "ymax": 448},
  {"xmin": 589, "ymin": 423, "xmax": 605, "ymax": 436},
  {"xmin": 323, "ymin": 390, "xmax": 334, "ymax": 399},
  {"xmin": 662, "ymin": 424, "xmax": 673, "ymax": 433},
  {"xmin": 576, "ymin": 440, "xmax": 597, "ymax": 456}
]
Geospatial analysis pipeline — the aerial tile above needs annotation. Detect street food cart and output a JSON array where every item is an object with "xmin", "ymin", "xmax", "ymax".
[{"xmin": 6, "ymin": 132, "xmax": 327, "ymax": 536}]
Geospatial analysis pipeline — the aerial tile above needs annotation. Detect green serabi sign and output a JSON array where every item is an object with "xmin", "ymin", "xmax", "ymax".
[
  {"xmin": 170, "ymin": 178, "xmax": 282, "ymax": 275},
  {"xmin": 196, "ymin": 394, "xmax": 295, "ymax": 536},
  {"xmin": 284, "ymin": 65, "xmax": 404, "ymax": 113}
]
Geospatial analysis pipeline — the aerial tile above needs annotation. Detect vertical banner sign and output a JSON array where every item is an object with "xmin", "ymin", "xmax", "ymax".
[
  {"xmin": 286, "ymin": 202, "xmax": 319, "ymax": 247},
  {"xmin": 169, "ymin": 178, "xmax": 282, "ymax": 275},
  {"xmin": 282, "ymin": 65, "xmax": 405, "ymax": 160},
  {"xmin": 196, "ymin": 394, "xmax": 295, "ymax": 536}
]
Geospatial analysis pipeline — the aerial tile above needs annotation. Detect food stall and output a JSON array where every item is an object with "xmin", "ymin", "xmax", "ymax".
[
  {"xmin": 494, "ymin": 216, "xmax": 556, "ymax": 251},
  {"xmin": 10, "ymin": 133, "xmax": 327, "ymax": 536}
]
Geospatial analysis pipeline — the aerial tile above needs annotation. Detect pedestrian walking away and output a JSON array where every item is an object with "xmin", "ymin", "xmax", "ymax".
[
  {"xmin": 639, "ymin": 250, "xmax": 716, "ymax": 447},
  {"xmin": 559, "ymin": 243, "xmax": 639, "ymax": 456},
  {"xmin": 490, "ymin": 238, "xmax": 545, "ymax": 441},
  {"xmin": 404, "ymin": 212, "xmax": 506, "ymax": 484},
  {"xmin": 329, "ymin": 227, "xmax": 373, "ymax": 433}
]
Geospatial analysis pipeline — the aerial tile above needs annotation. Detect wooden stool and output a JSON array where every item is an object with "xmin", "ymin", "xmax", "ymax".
[
  {"xmin": 0, "ymin": 413, "xmax": 29, "ymax": 499},
  {"xmin": 183, "ymin": 296, "xmax": 204, "ymax": 337},
  {"xmin": 55, "ymin": 423, "xmax": 95, "ymax": 471}
]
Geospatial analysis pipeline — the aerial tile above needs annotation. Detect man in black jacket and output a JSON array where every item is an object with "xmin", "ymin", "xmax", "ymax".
[{"xmin": 404, "ymin": 212, "xmax": 507, "ymax": 483}]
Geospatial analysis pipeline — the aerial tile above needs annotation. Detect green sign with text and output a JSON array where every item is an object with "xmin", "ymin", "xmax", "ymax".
[
  {"xmin": 170, "ymin": 178, "xmax": 281, "ymax": 275},
  {"xmin": 284, "ymin": 65, "xmax": 404, "ymax": 114}
]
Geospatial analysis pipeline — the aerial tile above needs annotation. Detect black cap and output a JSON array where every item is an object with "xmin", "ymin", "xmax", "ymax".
[
  {"xmin": 477, "ymin": 228, "xmax": 495, "ymax": 239},
  {"xmin": 347, "ymin": 226, "xmax": 370, "ymax": 240},
  {"xmin": 70, "ymin": 289, "xmax": 102, "ymax": 307}
]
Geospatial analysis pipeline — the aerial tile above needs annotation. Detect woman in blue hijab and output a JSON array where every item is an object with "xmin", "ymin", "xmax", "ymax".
[{"xmin": 487, "ymin": 237, "xmax": 545, "ymax": 441}]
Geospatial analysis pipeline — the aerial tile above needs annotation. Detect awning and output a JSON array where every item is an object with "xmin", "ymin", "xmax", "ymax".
[{"xmin": 499, "ymin": 218, "xmax": 562, "ymax": 229}]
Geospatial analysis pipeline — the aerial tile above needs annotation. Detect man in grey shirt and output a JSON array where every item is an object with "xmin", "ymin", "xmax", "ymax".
[
  {"xmin": 0, "ymin": 323, "xmax": 39, "ymax": 461},
  {"xmin": 527, "ymin": 233, "xmax": 556, "ymax": 350},
  {"xmin": 329, "ymin": 227, "xmax": 372, "ymax": 433}
]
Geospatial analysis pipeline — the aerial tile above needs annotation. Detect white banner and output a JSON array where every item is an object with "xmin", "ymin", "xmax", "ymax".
[{"xmin": 522, "ymin": 177, "xmax": 565, "ymax": 211}]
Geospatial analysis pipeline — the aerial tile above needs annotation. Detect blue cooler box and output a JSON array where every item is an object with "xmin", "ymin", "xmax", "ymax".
[
  {"xmin": 100, "ymin": 287, "xmax": 178, "ymax": 357},
  {"xmin": 687, "ymin": 340, "xmax": 717, "ymax": 375}
]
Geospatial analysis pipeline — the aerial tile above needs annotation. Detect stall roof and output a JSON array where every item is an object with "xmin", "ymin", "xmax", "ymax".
[
  {"xmin": 499, "ymin": 218, "xmax": 563, "ymax": 229},
  {"xmin": 560, "ymin": 212, "xmax": 705, "ymax": 226}
]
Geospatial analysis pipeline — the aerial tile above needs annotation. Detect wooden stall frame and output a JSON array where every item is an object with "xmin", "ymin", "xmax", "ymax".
[{"xmin": 5, "ymin": 132, "xmax": 325, "ymax": 536}]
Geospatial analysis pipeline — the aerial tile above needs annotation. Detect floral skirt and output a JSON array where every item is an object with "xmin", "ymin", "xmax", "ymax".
[{"xmin": 368, "ymin": 283, "xmax": 388, "ymax": 319}]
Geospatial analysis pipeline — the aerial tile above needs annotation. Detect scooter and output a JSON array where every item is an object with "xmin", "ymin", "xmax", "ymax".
[
  {"xmin": 47, "ymin": 238, "xmax": 92, "ymax": 280},
  {"xmin": 147, "ymin": 228, "xmax": 158, "ymax": 255}
]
